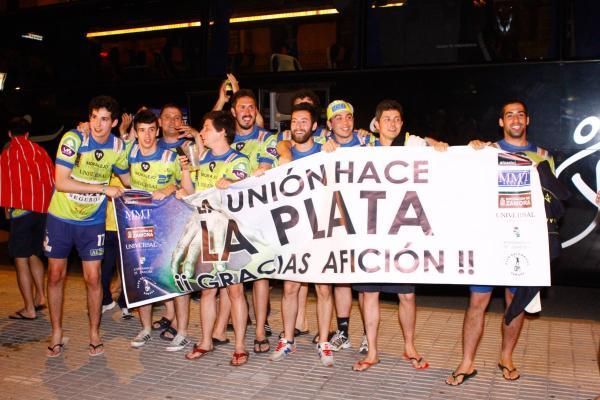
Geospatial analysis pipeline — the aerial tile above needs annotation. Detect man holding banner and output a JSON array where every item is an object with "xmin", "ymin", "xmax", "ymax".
[
  {"xmin": 181, "ymin": 110, "xmax": 252, "ymax": 366},
  {"xmin": 126, "ymin": 109, "xmax": 192, "ymax": 351},
  {"xmin": 352, "ymin": 100, "xmax": 447, "ymax": 371},
  {"xmin": 270, "ymin": 103, "xmax": 325, "ymax": 362},
  {"xmin": 446, "ymin": 100, "xmax": 554, "ymax": 385}
]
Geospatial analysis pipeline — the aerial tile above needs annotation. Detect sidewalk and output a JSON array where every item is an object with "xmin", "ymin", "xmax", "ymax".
[{"xmin": 0, "ymin": 267, "xmax": 598, "ymax": 400}]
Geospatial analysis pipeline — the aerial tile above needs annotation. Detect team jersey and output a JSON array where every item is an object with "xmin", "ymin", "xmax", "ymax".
[
  {"xmin": 231, "ymin": 125, "xmax": 278, "ymax": 172},
  {"xmin": 191, "ymin": 148, "xmax": 251, "ymax": 192},
  {"xmin": 494, "ymin": 139, "xmax": 555, "ymax": 171},
  {"xmin": 48, "ymin": 130, "xmax": 128, "ymax": 225},
  {"xmin": 291, "ymin": 142, "xmax": 323, "ymax": 160},
  {"xmin": 128, "ymin": 144, "xmax": 181, "ymax": 192},
  {"xmin": 329, "ymin": 131, "xmax": 378, "ymax": 147}
]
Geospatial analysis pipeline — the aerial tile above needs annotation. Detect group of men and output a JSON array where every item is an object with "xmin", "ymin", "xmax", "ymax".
[{"xmin": 0, "ymin": 75, "xmax": 554, "ymax": 384}]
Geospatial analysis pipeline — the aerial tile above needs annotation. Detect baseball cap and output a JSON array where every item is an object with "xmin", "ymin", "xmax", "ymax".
[{"xmin": 326, "ymin": 100, "xmax": 354, "ymax": 121}]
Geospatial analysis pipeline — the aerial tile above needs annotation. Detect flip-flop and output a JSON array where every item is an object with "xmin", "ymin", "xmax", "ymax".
[
  {"xmin": 212, "ymin": 337, "xmax": 230, "ymax": 346},
  {"xmin": 152, "ymin": 316, "xmax": 172, "ymax": 331},
  {"xmin": 47, "ymin": 343, "xmax": 65, "ymax": 358},
  {"xmin": 230, "ymin": 351, "xmax": 249, "ymax": 366},
  {"xmin": 185, "ymin": 345, "xmax": 213, "ymax": 360},
  {"xmin": 498, "ymin": 363, "xmax": 521, "ymax": 380},
  {"xmin": 34, "ymin": 304, "xmax": 47, "ymax": 311},
  {"xmin": 446, "ymin": 369, "xmax": 478, "ymax": 386},
  {"xmin": 253, "ymin": 338, "xmax": 270, "ymax": 353},
  {"xmin": 89, "ymin": 343, "xmax": 105, "ymax": 357},
  {"xmin": 352, "ymin": 359, "xmax": 380, "ymax": 372},
  {"xmin": 403, "ymin": 353, "xmax": 429, "ymax": 370},
  {"xmin": 9, "ymin": 311, "xmax": 37, "ymax": 320}
]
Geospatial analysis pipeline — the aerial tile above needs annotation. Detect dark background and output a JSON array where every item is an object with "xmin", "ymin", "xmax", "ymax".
[{"xmin": 1, "ymin": 0, "xmax": 600, "ymax": 286}]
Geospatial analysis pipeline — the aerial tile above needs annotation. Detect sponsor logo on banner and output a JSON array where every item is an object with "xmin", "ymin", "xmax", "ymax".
[
  {"xmin": 61, "ymin": 144, "xmax": 75, "ymax": 157},
  {"xmin": 497, "ymin": 152, "xmax": 532, "ymax": 166},
  {"xmin": 495, "ymin": 211, "xmax": 536, "ymax": 219},
  {"xmin": 505, "ymin": 253, "xmax": 529, "ymax": 276},
  {"xmin": 498, "ymin": 192, "xmax": 532, "ymax": 208},
  {"xmin": 137, "ymin": 277, "xmax": 156, "ymax": 296},
  {"xmin": 126, "ymin": 226, "xmax": 155, "ymax": 240},
  {"xmin": 498, "ymin": 170, "xmax": 531, "ymax": 187}
]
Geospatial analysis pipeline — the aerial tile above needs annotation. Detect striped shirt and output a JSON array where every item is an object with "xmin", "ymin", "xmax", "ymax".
[{"xmin": 0, "ymin": 135, "xmax": 55, "ymax": 213}]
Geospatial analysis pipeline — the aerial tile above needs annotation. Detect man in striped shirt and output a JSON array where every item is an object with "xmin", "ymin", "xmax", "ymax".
[{"xmin": 0, "ymin": 117, "xmax": 54, "ymax": 320}]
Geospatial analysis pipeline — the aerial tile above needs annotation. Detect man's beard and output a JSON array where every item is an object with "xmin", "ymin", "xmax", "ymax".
[{"xmin": 292, "ymin": 129, "xmax": 311, "ymax": 144}]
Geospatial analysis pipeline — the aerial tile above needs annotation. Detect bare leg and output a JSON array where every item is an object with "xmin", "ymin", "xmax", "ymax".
[
  {"xmin": 47, "ymin": 258, "xmax": 67, "ymax": 348},
  {"xmin": 295, "ymin": 283, "xmax": 309, "ymax": 332},
  {"xmin": 212, "ymin": 287, "xmax": 231, "ymax": 340},
  {"xmin": 499, "ymin": 289, "xmax": 524, "ymax": 379},
  {"xmin": 334, "ymin": 284, "xmax": 352, "ymax": 319},
  {"xmin": 29, "ymin": 255, "xmax": 46, "ymax": 307},
  {"xmin": 355, "ymin": 291, "xmax": 379, "ymax": 368},
  {"xmin": 138, "ymin": 304, "xmax": 153, "ymax": 332},
  {"xmin": 198, "ymin": 288, "xmax": 218, "ymax": 350},
  {"xmin": 252, "ymin": 279, "xmax": 269, "ymax": 342},
  {"xmin": 315, "ymin": 284, "xmax": 333, "ymax": 342},
  {"xmin": 446, "ymin": 291, "xmax": 492, "ymax": 385},
  {"xmin": 13, "ymin": 257, "xmax": 37, "ymax": 317},
  {"xmin": 163, "ymin": 299, "xmax": 176, "ymax": 325},
  {"xmin": 282, "ymin": 281, "xmax": 301, "ymax": 341},
  {"xmin": 399, "ymin": 292, "xmax": 427, "ymax": 368},
  {"xmin": 174, "ymin": 294, "xmax": 190, "ymax": 337},
  {"xmin": 227, "ymin": 283, "xmax": 248, "ymax": 354},
  {"xmin": 82, "ymin": 260, "xmax": 103, "ymax": 349}
]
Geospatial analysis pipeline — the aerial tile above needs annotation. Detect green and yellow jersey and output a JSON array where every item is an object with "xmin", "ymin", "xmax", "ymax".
[
  {"xmin": 231, "ymin": 125, "xmax": 278, "ymax": 172},
  {"xmin": 191, "ymin": 148, "xmax": 250, "ymax": 192},
  {"xmin": 128, "ymin": 144, "xmax": 181, "ymax": 192},
  {"xmin": 48, "ymin": 130, "xmax": 128, "ymax": 225}
]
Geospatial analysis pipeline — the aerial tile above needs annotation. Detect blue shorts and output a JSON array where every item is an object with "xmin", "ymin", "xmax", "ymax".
[
  {"xmin": 44, "ymin": 215, "xmax": 106, "ymax": 261},
  {"xmin": 470, "ymin": 285, "xmax": 517, "ymax": 294}
]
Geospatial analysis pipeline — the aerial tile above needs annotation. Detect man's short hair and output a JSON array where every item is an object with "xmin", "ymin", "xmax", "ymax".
[
  {"xmin": 291, "ymin": 103, "xmax": 318, "ymax": 126},
  {"xmin": 88, "ymin": 95, "xmax": 119, "ymax": 121},
  {"xmin": 159, "ymin": 103, "xmax": 183, "ymax": 117},
  {"xmin": 134, "ymin": 109, "xmax": 159, "ymax": 128},
  {"xmin": 291, "ymin": 89, "xmax": 320, "ymax": 109},
  {"xmin": 231, "ymin": 89, "xmax": 257, "ymax": 108},
  {"xmin": 204, "ymin": 110, "xmax": 236, "ymax": 145},
  {"xmin": 501, "ymin": 99, "xmax": 528, "ymax": 117},
  {"xmin": 8, "ymin": 117, "xmax": 31, "ymax": 136},
  {"xmin": 375, "ymin": 99, "xmax": 404, "ymax": 121}
]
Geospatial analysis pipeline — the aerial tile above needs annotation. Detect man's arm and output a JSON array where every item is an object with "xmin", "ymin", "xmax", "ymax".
[
  {"xmin": 276, "ymin": 140, "xmax": 293, "ymax": 165},
  {"xmin": 55, "ymin": 165, "xmax": 124, "ymax": 198}
]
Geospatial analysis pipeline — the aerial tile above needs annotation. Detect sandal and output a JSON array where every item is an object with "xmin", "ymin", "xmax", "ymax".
[
  {"xmin": 445, "ymin": 370, "xmax": 477, "ymax": 386},
  {"xmin": 253, "ymin": 338, "xmax": 270, "ymax": 353},
  {"xmin": 279, "ymin": 328, "xmax": 310, "ymax": 339},
  {"xmin": 498, "ymin": 363, "xmax": 520, "ymax": 381},
  {"xmin": 230, "ymin": 351, "xmax": 249, "ymax": 366},
  {"xmin": 89, "ymin": 343, "xmax": 105, "ymax": 357},
  {"xmin": 47, "ymin": 343, "xmax": 65, "ymax": 358},
  {"xmin": 403, "ymin": 353, "xmax": 429, "ymax": 370},
  {"xmin": 185, "ymin": 344, "xmax": 213, "ymax": 360},
  {"xmin": 352, "ymin": 359, "xmax": 380, "ymax": 372},
  {"xmin": 160, "ymin": 326, "xmax": 178, "ymax": 341},
  {"xmin": 152, "ymin": 316, "xmax": 172, "ymax": 331},
  {"xmin": 212, "ymin": 337, "xmax": 230, "ymax": 346}
]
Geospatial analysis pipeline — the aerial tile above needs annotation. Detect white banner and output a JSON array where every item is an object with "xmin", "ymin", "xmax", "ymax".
[{"xmin": 186, "ymin": 146, "xmax": 550, "ymax": 287}]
